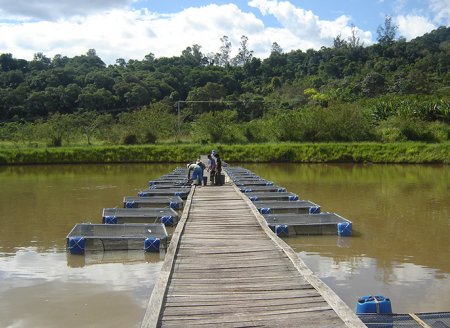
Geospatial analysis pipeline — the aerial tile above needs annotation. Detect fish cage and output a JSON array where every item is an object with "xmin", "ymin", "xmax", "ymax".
[
  {"xmin": 254, "ymin": 200, "xmax": 321, "ymax": 214},
  {"xmin": 102, "ymin": 207, "xmax": 179, "ymax": 225},
  {"xmin": 228, "ymin": 173, "xmax": 260, "ymax": 179},
  {"xmin": 66, "ymin": 223, "xmax": 168, "ymax": 255},
  {"xmin": 358, "ymin": 312, "xmax": 450, "ymax": 328},
  {"xmin": 239, "ymin": 185, "xmax": 287, "ymax": 193},
  {"xmin": 138, "ymin": 188, "xmax": 190, "ymax": 199},
  {"xmin": 148, "ymin": 178, "xmax": 190, "ymax": 187},
  {"xmin": 147, "ymin": 184, "xmax": 191, "ymax": 190},
  {"xmin": 245, "ymin": 191, "xmax": 299, "ymax": 202},
  {"xmin": 263, "ymin": 212, "xmax": 352, "ymax": 236},
  {"xmin": 123, "ymin": 195, "xmax": 183, "ymax": 209},
  {"xmin": 234, "ymin": 179, "xmax": 274, "ymax": 187},
  {"xmin": 230, "ymin": 175, "xmax": 266, "ymax": 181}
]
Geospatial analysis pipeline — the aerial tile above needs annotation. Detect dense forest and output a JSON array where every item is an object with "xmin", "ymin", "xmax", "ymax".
[{"xmin": 0, "ymin": 23, "xmax": 449, "ymax": 146}]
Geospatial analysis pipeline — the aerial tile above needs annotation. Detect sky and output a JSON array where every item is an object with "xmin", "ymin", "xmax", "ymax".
[{"xmin": 0, "ymin": 0, "xmax": 449, "ymax": 64}]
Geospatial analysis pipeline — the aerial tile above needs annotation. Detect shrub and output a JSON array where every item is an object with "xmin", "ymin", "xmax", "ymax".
[
  {"xmin": 375, "ymin": 127, "xmax": 406, "ymax": 142},
  {"xmin": 123, "ymin": 134, "xmax": 138, "ymax": 145}
]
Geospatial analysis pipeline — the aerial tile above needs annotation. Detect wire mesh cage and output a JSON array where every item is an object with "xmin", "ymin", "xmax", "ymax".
[
  {"xmin": 102, "ymin": 207, "xmax": 179, "ymax": 225},
  {"xmin": 123, "ymin": 195, "xmax": 183, "ymax": 209},
  {"xmin": 359, "ymin": 312, "xmax": 450, "ymax": 328},
  {"xmin": 263, "ymin": 212, "xmax": 352, "ymax": 236},
  {"xmin": 66, "ymin": 223, "xmax": 168, "ymax": 254},
  {"xmin": 254, "ymin": 200, "xmax": 321, "ymax": 214}
]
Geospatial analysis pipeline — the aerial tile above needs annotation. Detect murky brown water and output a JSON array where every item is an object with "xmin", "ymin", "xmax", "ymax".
[
  {"xmin": 244, "ymin": 163, "xmax": 450, "ymax": 314},
  {"xmin": 0, "ymin": 163, "xmax": 448, "ymax": 327}
]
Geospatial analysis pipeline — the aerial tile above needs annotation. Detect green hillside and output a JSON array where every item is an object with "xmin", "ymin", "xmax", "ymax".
[{"xmin": 0, "ymin": 25, "xmax": 449, "ymax": 147}]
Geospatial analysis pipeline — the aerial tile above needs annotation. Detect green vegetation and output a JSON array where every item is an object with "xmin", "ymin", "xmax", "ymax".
[
  {"xmin": 0, "ymin": 143, "xmax": 448, "ymax": 165},
  {"xmin": 0, "ymin": 22, "xmax": 449, "ymax": 162}
]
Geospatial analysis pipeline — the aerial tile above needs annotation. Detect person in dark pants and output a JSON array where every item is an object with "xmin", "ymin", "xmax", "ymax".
[
  {"xmin": 196, "ymin": 159, "xmax": 207, "ymax": 186},
  {"xmin": 207, "ymin": 154, "xmax": 216, "ymax": 186},
  {"xmin": 214, "ymin": 153, "xmax": 223, "ymax": 185}
]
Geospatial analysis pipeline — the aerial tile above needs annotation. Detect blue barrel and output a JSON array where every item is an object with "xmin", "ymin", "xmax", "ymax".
[
  {"xmin": 275, "ymin": 224, "xmax": 289, "ymax": 237},
  {"xmin": 103, "ymin": 216, "xmax": 117, "ymax": 224},
  {"xmin": 309, "ymin": 206, "xmax": 321, "ymax": 214},
  {"xmin": 169, "ymin": 201, "xmax": 179, "ymax": 210},
  {"xmin": 288, "ymin": 195, "xmax": 299, "ymax": 201},
  {"xmin": 144, "ymin": 237, "xmax": 160, "ymax": 252},
  {"xmin": 125, "ymin": 201, "xmax": 136, "ymax": 208},
  {"xmin": 249, "ymin": 196, "xmax": 258, "ymax": 201},
  {"xmin": 68, "ymin": 237, "xmax": 85, "ymax": 255},
  {"xmin": 356, "ymin": 295, "xmax": 392, "ymax": 314},
  {"xmin": 160, "ymin": 215, "xmax": 174, "ymax": 226},
  {"xmin": 338, "ymin": 222, "xmax": 352, "ymax": 236},
  {"xmin": 260, "ymin": 207, "xmax": 271, "ymax": 214}
]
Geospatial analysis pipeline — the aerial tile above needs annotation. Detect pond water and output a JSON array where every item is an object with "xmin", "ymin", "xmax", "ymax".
[{"xmin": 0, "ymin": 163, "xmax": 448, "ymax": 327}]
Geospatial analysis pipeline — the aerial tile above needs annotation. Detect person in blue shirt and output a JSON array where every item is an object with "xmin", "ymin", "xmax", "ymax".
[{"xmin": 187, "ymin": 162, "xmax": 202, "ymax": 186}]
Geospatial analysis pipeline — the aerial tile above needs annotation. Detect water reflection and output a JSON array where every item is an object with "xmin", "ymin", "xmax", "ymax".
[
  {"xmin": 0, "ymin": 163, "xmax": 449, "ymax": 323},
  {"xmin": 66, "ymin": 249, "xmax": 166, "ymax": 268},
  {"xmin": 0, "ymin": 164, "xmax": 175, "ymax": 328},
  {"xmin": 243, "ymin": 163, "xmax": 449, "ymax": 313},
  {"xmin": 0, "ymin": 249, "xmax": 161, "ymax": 328}
]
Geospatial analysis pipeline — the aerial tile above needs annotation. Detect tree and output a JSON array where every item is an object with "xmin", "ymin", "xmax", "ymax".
[
  {"xmin": 117, "ymin": 104, "xmax": 174, "ymax": 143},
  {"xmin": 348, "ymin": 24, "xmax": 364, "ymax": 48},
  {"xmin": 271, "ymin": 42, "xmax": 283, "ymax": 55},
  {"xmin": 333, "ymin": 34, "xmax": 348, "ymax": 49},
  {"xmin": 215, "ymin": 35, "xmax": 232, "ymax": 67},
  {"xmin": 361, "ymin": 72, "xmax": 385, "ymax": 96},
  {"xmin": 377, "ymin": 16, "xmax": 398, "ymax": 46},
  {"xmin": 0, "ymin": 53, "xmax": 18, "ymax": 71},
  {"xmin": 193, "ymin": 110, "xmax": 240, "ymax": 143},
  {"xmin": 75, "ymin": 110, "xmax": 113, "ymax": 145},
  {"xmin": 31, "ymin": 53, "xmax": 51, "ymax": 70},
  {"xmin": 232, "ymin": 35, "xmax": 254, "ymax": 66},
  {"xmin": 41, "ymin": 112, "xmax": 76, "ymax": 146},
  {"xmin": 115, "ymin": 58, "xmax": 127, "ymax": 67},
  {"xmin": 182, "ymin": 44, "xmax": 207, "ymax": 67},
  {"xmin": 186, "ymin": 82, "xmax": 228, "ymax": 116}
]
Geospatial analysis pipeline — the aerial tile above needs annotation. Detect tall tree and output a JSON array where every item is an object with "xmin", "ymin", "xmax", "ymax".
[
  {"xmin": 377, "ymin": 16, "xmax": 398, "ymax": 46},
  {"xmin": 333, "ymin": 34, "xmax": 348, "ymax": 49},
  {"xmin": 348, "ymin": 24, "xmax": 364, "ymax": 48},
  {"xmin": 215, "ymin": 35, "xmax": 232, "ymax": 67},
  {"xmin": 271, "ymin": 42, "xmax": 283, "ymax": 55},
  {"xmin": 232, "ymin": 35, "xmax": 254, "ymax": 67}
]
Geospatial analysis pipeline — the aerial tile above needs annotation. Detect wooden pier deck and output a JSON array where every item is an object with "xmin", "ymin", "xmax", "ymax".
[{"xmin": 141, "ymin": 181, "xmax": 365, "ymax": 327}]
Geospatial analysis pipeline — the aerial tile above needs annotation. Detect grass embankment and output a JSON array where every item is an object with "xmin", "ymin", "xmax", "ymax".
[{"xmin": 0, "ymin": 142, "xmax": 449, "ymax": 165}]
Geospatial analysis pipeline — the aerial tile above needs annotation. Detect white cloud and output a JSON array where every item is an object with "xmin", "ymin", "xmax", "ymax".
[
  {"xmin": 396, "ymin": 14, "xmax": 437, "ymax": 40},
  {"xmin": 429, "ymin": 0, "xmax": 450, "ymax": 25},
  {"xmin": 0, "ymin": 5, "xmax": 267, "ymax": 64},
  {"xmin": 3, "ymin": 2, "xmax": 369, "ymax": 65},
  {"xmin": 0, "ymin": 0, "xmax": 132, "ymax": 21},
  {"xmin": 248, "ymin": 0, "xmax": 372, "ymax": 49}
]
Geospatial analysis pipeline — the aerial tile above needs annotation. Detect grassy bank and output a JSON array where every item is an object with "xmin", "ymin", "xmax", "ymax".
[{"xmin": 0, "ymin": 142, "xmax": 449, "ymax": 165}]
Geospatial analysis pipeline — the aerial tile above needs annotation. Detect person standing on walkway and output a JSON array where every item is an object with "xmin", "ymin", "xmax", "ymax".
[
  {"xmin": 214, "ymin": 153, "xmax": 223, "ymax": 185},
  {"xmin": 207, "ymin": 154, "xmax": 216, "ymax": 186}
]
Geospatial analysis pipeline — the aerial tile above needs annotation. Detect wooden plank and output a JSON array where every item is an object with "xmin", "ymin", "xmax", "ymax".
[{"xmin": 141, "ymin": 172, "xmax": 365, "ymax": 328}]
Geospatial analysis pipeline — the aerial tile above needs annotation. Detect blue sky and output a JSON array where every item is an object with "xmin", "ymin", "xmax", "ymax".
[{"xmin": 0, "ymin": 0, "xmax": 448, "ymax": 64}]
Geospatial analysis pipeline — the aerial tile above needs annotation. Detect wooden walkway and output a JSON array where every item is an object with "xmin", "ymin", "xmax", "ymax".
[{"xmin": 141, "ymin": 180, "xmax": 365, "ymax": 327}]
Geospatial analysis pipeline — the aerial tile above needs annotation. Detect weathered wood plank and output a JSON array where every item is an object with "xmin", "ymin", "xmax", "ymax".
[{"xmin": 141, "ymin": 174, "xmax": 365, "ymax": 328}]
